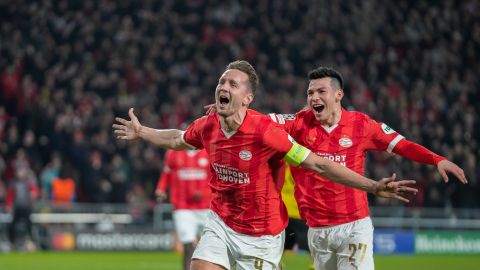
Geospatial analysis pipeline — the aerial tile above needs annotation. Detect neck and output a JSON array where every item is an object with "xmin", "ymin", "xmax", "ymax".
[
  {"xmin": 220, "ymin": 108, "xmax": 247, "ymax": 132},
  {"xmin": 320, "ymin": 106, "xmax": 342, "ymax": 126}
]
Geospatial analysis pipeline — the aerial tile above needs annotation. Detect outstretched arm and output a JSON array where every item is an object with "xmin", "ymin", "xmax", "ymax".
[
  {"xmin": 263, "ymin": 122, "xmax": 417, "ymax": 203},
  {"xmin": 113, "ymin": 108, "xmax": 190, "ymax": 150},
  {"xmin": 300, "ymin": 152, "xmax": 417, "ymax": 203},
  {"xmin": 393, "ymin": 139, "xmax": 467, "ymax": 184}
]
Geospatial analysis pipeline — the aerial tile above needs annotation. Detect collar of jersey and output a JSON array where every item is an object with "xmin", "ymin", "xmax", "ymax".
[
  {"xmin": 216, "ymin": 109, "xmax": 255, "ymax": 138},
  {"xmin": 310, "ymin": 107, "xmax": 348, "ymax": 134}
]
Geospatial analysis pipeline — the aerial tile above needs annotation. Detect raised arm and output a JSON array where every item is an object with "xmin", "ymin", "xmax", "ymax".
[
  {"xmin": 113, "ymin": 108, "xmax": 190, "ymax": 150},
  {"xmin": 299, "ymin": 152, "xmax": 417, "ymax": 202}
]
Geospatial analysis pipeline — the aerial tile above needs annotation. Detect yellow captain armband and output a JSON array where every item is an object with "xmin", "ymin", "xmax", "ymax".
[{"xmin": 284, "ymin": 141, "xmax": 311, "ymax": 167}]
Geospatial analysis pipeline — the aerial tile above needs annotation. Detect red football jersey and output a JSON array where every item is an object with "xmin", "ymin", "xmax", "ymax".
[
  {"xmin": 182, "ymin": 109, "xmax": 294, "ymax": 236},
  {"xmin": 156, "ymin": 149, "xmax": 211, "ymax": 210},
  {"xmin": 271, "ymin": 108, "xmax": 405, "ymax": 227}
]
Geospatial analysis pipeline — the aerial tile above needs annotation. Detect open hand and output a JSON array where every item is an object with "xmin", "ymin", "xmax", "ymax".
[
  {"xmin": 203, "ymin": 104, "xmax": 216, "ymax": 115},
  {"xmin": 193, "ymin": 190, "xmax": 203, "ymax": 202},
  {"xmin": 112, "ymin": 108, "xmax": 142, "ymax": 141},
  {"xmin": 437, "ymin": 160, "xmax": 467, "ymax": 184},
  {"xmin": 156, "ymin": 190, "xmax": 167, "ymax": 202},
  {"xmin": 375, "ymin": 173, "xmax": 417, "ymax": 203}
]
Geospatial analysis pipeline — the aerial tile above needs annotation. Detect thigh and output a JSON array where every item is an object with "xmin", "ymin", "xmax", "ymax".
[
  {"xmin": 173, "ymin": 210, "xmax": 198, "ymax": 244},
  {"xmin": 194, "ymin": 209, "xmax": 210, "ymax": 235},
  {"xmin": 234, "ymin": 231, "xmax": 285, "ymax": 270},
  {"xmin": 192, "ymin": 228, "xmax": 232, "ymax": 270},
  {"xmin": 336, "ymin": 218, "xmax": 374, "ymax": 270},
  {"xmin": 192, "ymin": 212, "xmax": 236, "ymax": 270},
  {"xmin": 191, "ymin": 258, "xmax": 228, "ymax": 270},
  {"xmin": 236, "ymin": 256, "xmax": 275, "ymax": 270},
  {"xmin": 308, "ymin": 228, "xmax": 337, "ymax": 270}
]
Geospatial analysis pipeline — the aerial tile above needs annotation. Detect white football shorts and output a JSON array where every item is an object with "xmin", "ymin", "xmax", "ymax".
[
  {"xmin": 173, "ymin": 209, "xmax": 209, "ymax": 244},
  {"xmin": 192, "ymin": 210, "xmax": 285, "ymax": 270},
  {"xmin": 308, "ymin": 216, "xmax": 374, "ymax": 270}
]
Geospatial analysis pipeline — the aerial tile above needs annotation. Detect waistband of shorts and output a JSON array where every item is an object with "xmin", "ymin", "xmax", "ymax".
[{"xmin": 309, "ymin": 216, "xmax": 371, "ymax": 230}]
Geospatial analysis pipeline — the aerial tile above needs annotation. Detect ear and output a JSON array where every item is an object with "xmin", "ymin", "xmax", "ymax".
[
  {"xmin": 243, "ymin": 93, "xmax": 254, "ymax": 106},
  {"xmin": 335, "ymin": 89, "xmax": 344, "ymax": 102}
]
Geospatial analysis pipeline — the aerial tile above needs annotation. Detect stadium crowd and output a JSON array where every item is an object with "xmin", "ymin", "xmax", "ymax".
[{"xmin": 0, "ymin": 0, "xmax": 479, "ymax": 208}]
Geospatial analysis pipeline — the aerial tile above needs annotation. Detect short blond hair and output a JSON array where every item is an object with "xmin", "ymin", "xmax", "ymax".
[{"xmin": 226, "ymin": 60, "xmax": 259, "ymax": 94}]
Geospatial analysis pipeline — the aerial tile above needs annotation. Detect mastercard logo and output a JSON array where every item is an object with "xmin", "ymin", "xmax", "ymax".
[{"xmin": 52, "ymin": 232, "xmax": 76, "ymax": 250}]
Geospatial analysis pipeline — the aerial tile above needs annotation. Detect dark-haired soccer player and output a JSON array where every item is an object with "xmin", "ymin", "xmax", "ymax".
[
  {"xmin": 113, "ymin": 61, "xmax": 417, "ymax": 270},
  {"xmin": 269, "ymin": 67, "xmax": 467, "ymax": 270}
]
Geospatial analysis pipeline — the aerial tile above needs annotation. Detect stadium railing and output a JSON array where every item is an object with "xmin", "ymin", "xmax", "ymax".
[
  {"xmin": 1, "ymin": 204, "xmax": 480, "ymax": 229},
  {"xmin": 1, "ymin": 203, "xmax": 480, "ymax": 230},
  {"xmin": 1, "ymin": 203, "xmax": 480, "ymax": 252}
]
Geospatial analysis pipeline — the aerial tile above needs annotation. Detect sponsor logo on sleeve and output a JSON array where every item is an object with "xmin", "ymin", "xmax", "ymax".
[
  {"xmin": 280, "ymin": 114, "xmax": 296, "ymax": 120},
  {"xmin": 381, "ymin": 123, "xmax": 395, "ymax": 134},
  {"xmin": 239, "ymin": 150, "xmax": 252, "ymax": 161}
]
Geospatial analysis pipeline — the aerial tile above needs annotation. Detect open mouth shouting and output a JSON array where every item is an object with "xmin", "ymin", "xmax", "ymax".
[
  {"xmin": 312, "ymin": 104, "xmax": 325, "ymax": 114},
  {"xmin": 218, "ymin": 94, "xmax": 230, "ymax": 109}
]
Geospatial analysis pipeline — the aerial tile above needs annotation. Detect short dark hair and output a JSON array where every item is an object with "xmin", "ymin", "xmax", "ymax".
[
  {"xmin": 226, "ymin": 60, "xmax": 259, "ymax": 94},
  {"xmin": 308, "ymin": 67, "xmax": 344, "ymax": 90}
]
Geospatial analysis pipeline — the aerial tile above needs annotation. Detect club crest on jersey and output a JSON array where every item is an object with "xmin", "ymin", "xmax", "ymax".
[
  {"xmin": 239, "ymin": 150, "xmax": 252, "ymax": 161},
  {"xmin": 339, "ymin": 137, "xmax": 353, "ymax": 148},
  {"xmin": 198, "ymin": 158, "xmax": 209, "ymax": 167},
  {"xmin": 381, "ymin": 123, "xmax": 395, "ymax": 134}
]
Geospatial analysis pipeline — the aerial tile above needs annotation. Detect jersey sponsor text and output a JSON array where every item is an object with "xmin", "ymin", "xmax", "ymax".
[
  {"xmin": 317, "ymin": 153, "xmax": 347, "ymax": 166},
  {"xmin": 212, "ymin": 163, "xmax": 251, "ymax": 184}
]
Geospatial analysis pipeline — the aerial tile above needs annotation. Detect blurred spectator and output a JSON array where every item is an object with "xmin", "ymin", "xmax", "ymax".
[
  {"xmin": 39, "ymin": 153, "xmax": 62, "ymax": 200},
  {"xmin": 0, "ymin": 178, "xmax": 5, "ymax": 204},
  {"xmin": 50, "ymin": 164, "xmax": 76, "ymax": 204},
  {"xmin": 108, "ymin": 154, "xmax": 131, "ymax": 203},
  {"xmin": 81, "ymin": 150, "xmax": 110, "ymax": 203},
  {"xmin": 0, "ymin": 106, "xmax": 9, "ymax": 142},
  {"xmin": 5, "ymin": 165, "xmax": 40, "ymax": 249}
]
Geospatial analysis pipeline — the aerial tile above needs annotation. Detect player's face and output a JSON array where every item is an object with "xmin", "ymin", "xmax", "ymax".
[
  {"xmin": 307, "ymin": 78, "xmax": 343, "ymax": 122},
  {"xmin": 215, "ymin": 69, "xmax": 253, "ymax": 117}
]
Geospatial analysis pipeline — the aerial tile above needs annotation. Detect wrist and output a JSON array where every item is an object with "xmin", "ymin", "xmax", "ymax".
[
  {"xmin": 370, "ymin": 181, "xmax": 380, "ymax": 194},
  {"xmin": 138, "ymin": 125, "xmax": 146, "ymax": 140},
  {"xmin": 434, "ymin": 156, "xmax": 447, "ymax": 165}
]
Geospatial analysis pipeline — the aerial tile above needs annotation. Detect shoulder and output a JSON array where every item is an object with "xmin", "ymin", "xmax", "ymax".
[
  {"xmin": 198, "ymin": 149, "xmax": 209, "ymax": 157},
  {"xmin": 164, "ymin": 149, "xmax": 176, "ymax": 160},
  {"xmin": 165, "ymin": 149, "xmax": 175, "ymax": 156},
  {"xmin": 268, "ymin": 110, "xmax": 310, "ymax": 124},
  {"xmin": 343, "ymin": 110, "xmax": 372, "ymax": 124},
  {"xmin": 295, "ymin": 109, "xmax": 314, "ymax": 120},
  {"xmin": 247, "ymin": 109, "xmax": 273, "ymax": 124},
  {"xmin": 189, "ymin": 114, "xmax": 217, "ymax": 130},
  {"xmin": 195, "ymin": 114, "xmax": 216, "ymax": 125}
]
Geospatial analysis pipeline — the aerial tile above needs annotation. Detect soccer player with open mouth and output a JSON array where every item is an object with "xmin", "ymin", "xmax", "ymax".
[{"xmin": 268, "ymin": 67, "xmax": 467, "ymax": 270}]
